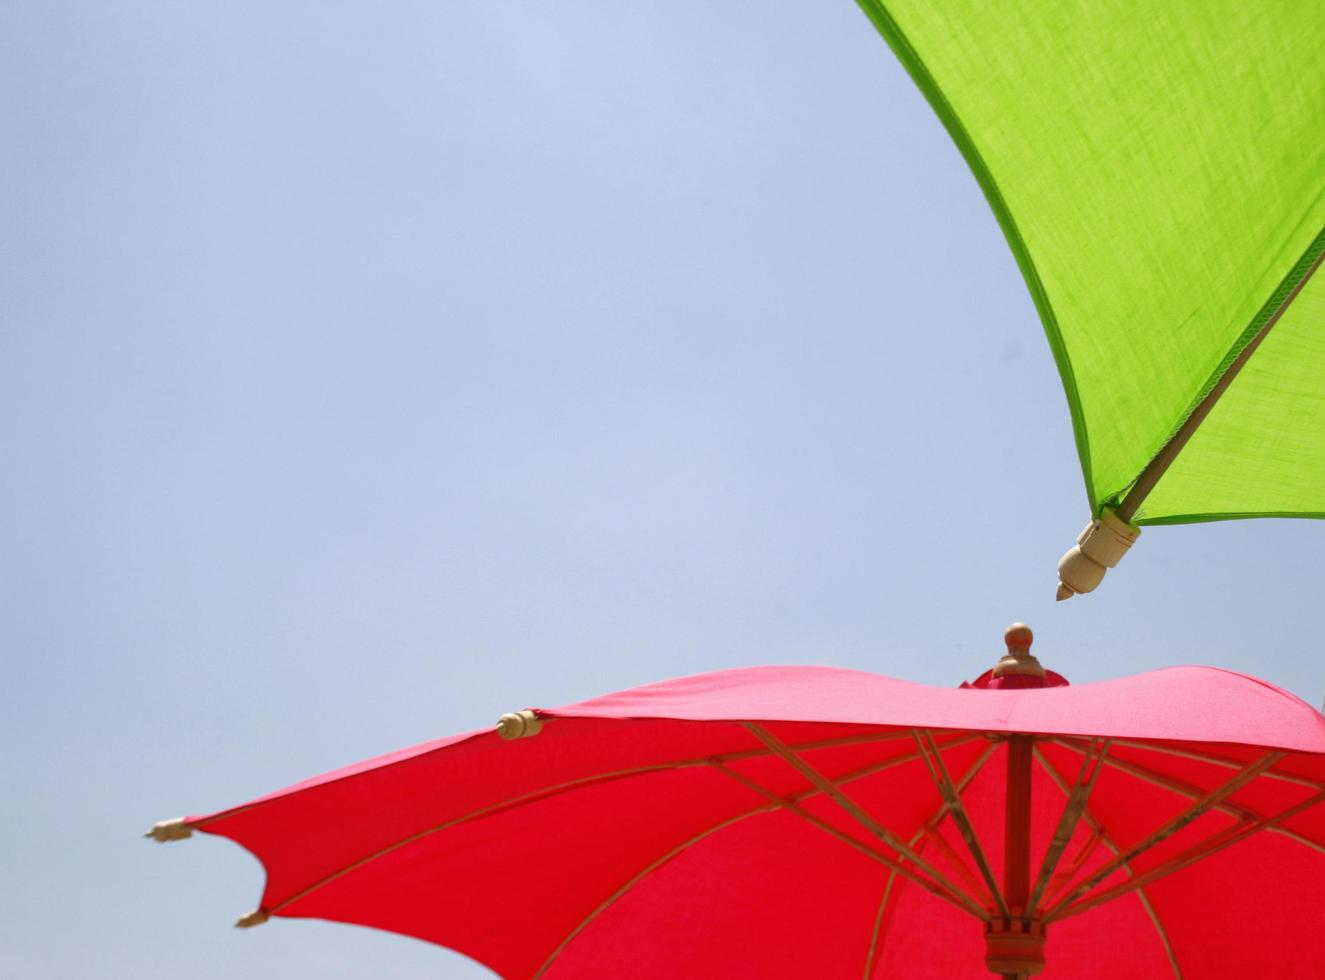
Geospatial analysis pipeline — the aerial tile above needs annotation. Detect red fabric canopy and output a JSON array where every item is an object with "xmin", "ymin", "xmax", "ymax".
[{"xmin": 177, "ymin": 664, "xmax": 1325, "ymax": 978}]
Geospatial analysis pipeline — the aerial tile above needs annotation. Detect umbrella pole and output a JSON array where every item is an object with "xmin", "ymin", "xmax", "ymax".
[
  {"xmin": 1005, "ymin": 732, "xmax": 1032, "ymax": 919},
  {"xmin": 988, "ymin": 732, "xmax": 1042, "ymax": 979}
]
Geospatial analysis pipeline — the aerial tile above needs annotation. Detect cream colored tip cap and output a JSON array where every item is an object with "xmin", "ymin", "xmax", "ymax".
[
  {"xmin": 497, "ymin": 709, "xmax": 543, "ymax": 740},
  {"xmin": 1056, "ymin": 507, "xmax": 1140, "ymax": 600}
]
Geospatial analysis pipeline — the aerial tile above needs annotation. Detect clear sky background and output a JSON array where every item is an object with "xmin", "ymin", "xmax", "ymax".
[{"xmin": 3, "ymin": 3, "xmax": 1321, "ymax": 978}]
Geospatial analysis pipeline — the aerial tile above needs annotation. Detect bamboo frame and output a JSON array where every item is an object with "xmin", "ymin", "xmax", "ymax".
[
  {"xmin": 531, "ymin": 806, "xmax": 777, "ymax": 978},
  {"xmin": 1054, "ymin": 786, "xmax": 1325, "ymax": 923},
  {"xmin": 744, "ymin": 722, "xmax": 990, "ymax": 918},
  {"xmin": 1043, "ymin": 751, "xmax": 1285, "ymax": 920},
  {"xmin": 1052, "ymin": 737, "xmax": 1325, "ymax": 857},
  {"xmin": 1025, "ymin": 739, "xmax": 1109, "ymax": 918},
  {"xmin": 922, "ymin": 822, "xmax": 997, "ymax": 908},
  {"xmin": 1099, "ymin": 737, "xmax": 1325, "ymax": 792},
  {"xmin": 863, "ymin": 873, "xmax": 899, "ymax": 980},
  {"xmin": 538, "ymin": 732, "xmax": 991, "ymax": 975},
  {"xmin": 191, "ymin": 726, "xmax": 940, "ymax": 831},
  {"xmin": 1041, "ymin": 822, "xmax": 1106, "ymax": 908},
  {"xmin": 266, "ymin": 763, "xmax": 694, "ymax": 916},
  {"xmin": 864, "ymin": 741, "xmax": 998, "ymax": 979},
  {"xmin": 214, "ymin": 709, "xmax": 1318, "ymax": 980},
  {"xmin": 913, "ymin": 729, "xmax": 1009, "ymax": 919},
  {"xmin": 253, "ymin": 726, "xmax": 964, "ymax": 916},
  {"xmin": 1032, "ymin": 746, "xmax": 1183, "ymax": 979},
  {"xmin": 711, "ymin": 761, "xmax": 986, "ymax": 916},
  {"xmin": 263, "ymin": 724, "xmax": 986, "ymax": 978},
  {"xmin": 1052, "ymin": 738, "xmax": 1258, "ymax": 821}
]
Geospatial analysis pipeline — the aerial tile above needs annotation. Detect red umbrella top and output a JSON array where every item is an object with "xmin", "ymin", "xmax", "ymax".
[{"xmin": 150, "ymin": 626, "xmax": 1325, "ymax": 978}]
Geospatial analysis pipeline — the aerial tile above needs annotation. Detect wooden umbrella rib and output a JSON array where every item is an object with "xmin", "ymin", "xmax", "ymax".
[
  {"xmin": 259, "ymin": 727, "xmax": 951, "ymax": 914},
  {"xmin": 922, "ymin": 821, "xmax": 996, "ymax": 906},
  {"xmin": 1054, "ymin": 786, "xmax": 1325, "ymax": 923},
  {"xmin": 710, "ymin": 761, "xmax": 986, "ymax": 917},
  {"xmin": 713, "ymin": 726, "xmax": 980, "ymax": 774},
  {"xmin": 744, "ymin": 722, "xmax": 991, "ymax": 918},
  {"xmin": 1096, "ymin": 737, "xmax": 1249, "ymax": 770},
  {"xmin": 532, "ymin": 805, "xmax": 776, "ymax": 978},
  {"xmin": 1097, "ymin": 737, "xmax": 1325, "ymax": 792},
  {"xmin": 862, "ymin": 873, "xmax": 898, "ymax": 980},
  {"xmin": 933, "ymin": 741, "xmax": 1000, "ymax": 821},
  {"xmin": 277, "ymin": 731, "xmax": 982, "ymax": 919},
  {"xmin": 192, "ymin": 727, "xmax": 931, "ymax": 832},
  {"xmin": 913, "ymin": 729, "xmax": 1009, "ymax": 919},
  {"xmin": 1134, "ymin": 881, "xmax": 1184, "ymax": 980},
  {"xmin": 1025, "ymin": 740, "xmax": 1098, "ymax": 914},
  {"xmin": 781, "ymin": 732, "xmax": 985, "ymax": 810},
  {"xmin": 1043, "ymin": 750, "xmax": 1286, "ymax": 921},
  {"xmin": 530, "ymin": 731, "xmax": 985, "ymax": 974},
  {"xmin": 1025, "ymin": 739, "xmax": 1109, "ymax": 918},
  {"xmin": 713, "ymin": 727, "xmax": 922, "ymax": 763},
  {"xmin": 534, "ymin": 730, "xmax": 982, "ymax": 977},
  {"xmin": 1051, "ymin": 817, "xmax": 1257, "ymax": 925},
  {"xmin": 864, "ymin": 740, "xmax": 999, "ymax": 979},
  {"xmin": 1050, "ymin": 738, "xmax": 1259, "ymax": 822},
  {"xmin": 268, "ymin": 761, "xmax": 696, "ymax": 914},
  {"xmin": 1032, "ymin": 746, "xmax": 1184, "ymax": 980},
  {"xmin": 914, "ymin": 742, "xmax": 1004, "ymax": 907},
  {"xmin": 1051, "ymin": 737, "xmax": 1325, "ymax": 856},
  {"xmin": 1039, "ymin": 825, "xmax": 1108, "ymax": 911},
  {"xmin": 536, "ymin": 731, "xmax": 996, "ymax": 973}
]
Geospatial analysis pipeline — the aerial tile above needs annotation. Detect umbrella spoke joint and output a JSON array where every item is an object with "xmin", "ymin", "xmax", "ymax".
[
  {"xmin": 914, "ymin": 728, "xmax": 1010, "ymax": 919},
  {"xmin": 741, "ymin": 721, "xmax": 991, "ymax": 920},
  {"xmin": 1026, "ymin": 738, "xmax": 1110, "ymax": 919},
  {"xmin": 1044, "ymin": 750, "xmax": 1286, "ymax": 921}
]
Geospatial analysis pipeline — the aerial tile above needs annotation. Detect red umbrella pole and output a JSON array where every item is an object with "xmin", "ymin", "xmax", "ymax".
[{"xmin": 1002, "ymin": 734, "xmax": 1032, "ymax": 980}]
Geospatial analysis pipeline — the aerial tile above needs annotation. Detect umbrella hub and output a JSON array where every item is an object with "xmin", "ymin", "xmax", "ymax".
[
  {"xmin": 985, "ymin": 917, "xmax": 1047, "ymax": 976},
  {"xmin": 965, "ymin": 623, "xmax": 1069, "ymax": 689}
]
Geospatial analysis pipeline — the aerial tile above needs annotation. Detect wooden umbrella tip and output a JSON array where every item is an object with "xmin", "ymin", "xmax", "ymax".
[
  {"xmin": 497, "ymin": 709, "xmax": 543, "ymax": 740},
  {"xmin": 144, "ymin": 817, "xmax": 193, "ymax": 843},
  {"xmin": 994, "ymin": 623, "xmax": 1045, "ymax": 680},
  {"xmin": 234, "ymin": 908, "xmax": 269, "ymax": 929},
  {"xmin": 1004, "ymin": 623, "xmax": 1033, "ymax": 650}
]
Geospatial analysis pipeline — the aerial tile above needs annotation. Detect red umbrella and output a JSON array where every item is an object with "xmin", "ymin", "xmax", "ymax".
[{"xmin": 149, "ymin": 626, "xmax": 1325, "ymax": 978}]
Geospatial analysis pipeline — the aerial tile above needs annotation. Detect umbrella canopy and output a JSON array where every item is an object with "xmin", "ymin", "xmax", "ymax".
[
  {"xmin": 852, "ymin": 3, "xmax": 1325, "ymax": 593},
  {"xmin": 151, "ymin": 626, "xmax": 1325, "ymax": 978}
]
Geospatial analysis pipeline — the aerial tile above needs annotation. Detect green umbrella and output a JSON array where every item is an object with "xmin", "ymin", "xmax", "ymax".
[{"xmin": 857, "ymin": 1, "xmax": 1324, "ymax": 597}]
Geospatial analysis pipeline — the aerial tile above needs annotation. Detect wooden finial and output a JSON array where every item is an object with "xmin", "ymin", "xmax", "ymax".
[
  {"xmin": 144, "ymin": 817, "xmax": 193, "ymax": 843},
  {"xmin": 993, "ymin": 623, "xmax": 1045, "ymax": 679},
  {"xmin": 234, "ymin": 908, "xmax": 269, "ymax": 929},
  {"xmin": 1005, "ymin": 623, "xmax": 1033, "ymax": 650},
  {"xmin": 497, "ymin": 709, "xmax": 543, "ymax": 740}
]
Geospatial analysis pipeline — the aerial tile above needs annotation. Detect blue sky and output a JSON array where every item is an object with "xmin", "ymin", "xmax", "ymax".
[{"xmin": 3, "ymin": 4, "xmax": 1321, "ymax": 978}]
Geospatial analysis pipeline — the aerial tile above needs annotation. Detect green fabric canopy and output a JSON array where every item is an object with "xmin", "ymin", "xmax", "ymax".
[{"xmin": 859, "ymin": 1, "xmax": 1325, "ymax": 524}]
